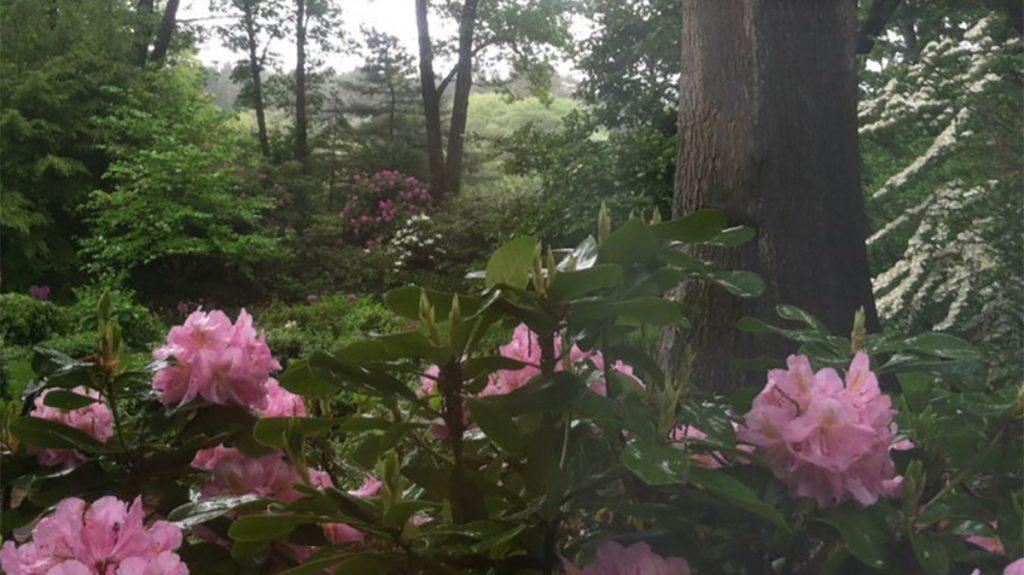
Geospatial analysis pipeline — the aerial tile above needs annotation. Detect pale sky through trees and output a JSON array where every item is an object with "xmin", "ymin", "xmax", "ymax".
[{"xmin": 181, "ymin": 0, "xmax": 587, "ymax": 76}]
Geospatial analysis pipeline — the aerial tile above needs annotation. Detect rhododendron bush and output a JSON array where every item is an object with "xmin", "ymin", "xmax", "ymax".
[{"xmin": 1, "ymin": 211, "xmax": 1020, "ymax": 575}]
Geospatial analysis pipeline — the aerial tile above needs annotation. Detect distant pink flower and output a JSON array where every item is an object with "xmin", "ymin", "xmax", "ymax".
[
  {"xmin": 28, "ymin": 285, "xmax": 50, "ymax": 301},
  {"xmin": 0, "ymin": 496, "xmax": 187, "ymax": 575},
  {"xmin": 349, "ymin": 475, "xmax": 382, "ymax": 498},
  {"xmin": 738, "ymin": 353, "xmax": 905, "ymax": 507},
  {"xmin": 260, "ymin": 378, "xmax": 307, "ymax": 418},
  {"xmin": 152, "ymin": 310, "xmax": 280, "ymax": 412},
  {"xmin": 29, "ymin": 387, "xmax": 113, "ymax": 469},
  {"xmin": 191, "ymin": 446, "xmax": 319, "ymax": 502},
  {"xmin": 306, "ymin": 294, "xmax": 318, "ymax": 304},
  {"xmin": 561, "ymin": 541, "xmax": 690, "ymax": 575}
]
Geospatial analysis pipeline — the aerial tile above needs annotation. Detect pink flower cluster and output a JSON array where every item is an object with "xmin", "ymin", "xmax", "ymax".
[
  {"xmin": 28, "ymin": 285, "xmax": 50, "ymax": 301},
  {"xmin": 484, "ymin": 323, "xmax": 638, "ymax": 397},
  {"xmin": 0, "ymin": 496, "xmax": 187, "ymax": 575},
  {"xmin": 151, "ymin": 310, "xmax": 287, "ymax": 413},
  {"xmin": 29, "ymin": 387, "xmax": 114, "ymax": 469},
  {"xmin": 738, "ymin": 353, "xmax": 908, "ymax": 507},
  {"xmin": 190, "ymin": 446, "xmax": 377, "ymax": 545},
  {"xmin": 338, "ymin": 170, "xmax": 431, "ymax": 246},
  {"xmin": 561, "ymin": 541, "xmax": 690, "ymax": 575}
]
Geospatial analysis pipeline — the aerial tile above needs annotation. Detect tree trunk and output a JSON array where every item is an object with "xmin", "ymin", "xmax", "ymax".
[
  {"xmin": 444, "ymin": 0, "xmax": 479, "ymax": 197},
  {"xmin": 294, "ymin": 0, "xmax": 309, "ymax": 164},
  {"xmin": 661, "ymin": 0, "xmax": 879, "ymax": 393},
  {"xmin": 244, "ymin": 6, "xmax": 272, "ymax": 158},
  {"xmin": 134, "ymin": 0, "xmax": 156, "ymax": 65},
  {"xmin": 149, "ymin": 0, "xmax": 181, "ymax": 63},
  {"xmin": 415, "ymin": 0, "xmax": 448, "ymax": 200}
]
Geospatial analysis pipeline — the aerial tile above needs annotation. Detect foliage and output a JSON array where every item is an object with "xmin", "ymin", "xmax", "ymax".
[
  {"xmin": 0, "ymin": 294, "xmax": 72, "ymax": 347},
  {"xmin": 574, "ymin": 0, "xmax": 681, "ymax": 131},
  {"xmin": 502, "ymin": 110, "xmax": 676, "ymax": 244},
  {"xmin": 258, "ymin": 293, "xmax": 401, "ymax": 364},
  {"xmin": 339, "ymin": 170, "xmax": 433, "ymax": 246},
  {"xmin": 78, "ymin": 63, "xmax": 285, "ymax": 303},
  {"xmin": 66, "ymin": 286, "xmax": 164, "ymax": 351},
  {"xmin": 0, "ymin": 0, "xmax": 139, "ymax": 289},
  {"xmin": 2, "ymin": 213, "xmax": 1018, "ymax": 574},
  {"xmin": 860, "ymin": 14, "xmax": 1024, "ymax": 364}
]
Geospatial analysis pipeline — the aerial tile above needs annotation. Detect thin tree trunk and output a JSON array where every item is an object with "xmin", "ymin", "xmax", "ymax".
[
  {"xmin": 856, "ymin": 0, "xmax": 903, "ymax": 54},
  {"xmin": 415, "ymin": 0, "xmax": 448, "ymax": 200},
  {"xmin": 444, "ymin": 0, "xmax": 479, "ymax": 197},
  {"xmin": 244, "ymin": 6, "xmax": 272, "ymax": 158},
  {"xmin": 660, "ymin": 0, "xmax": 879, "ymax": 393},
  {"xmin": 388, "ymin": 76, "xmax": 397, "ymax": 165},
  {"xmin": 294, "ymin": 0, "xmax": 309, "ymax": 164},
  {"xmin": 134, "ymin": 0, "xmax": 156, "ymax": 64},
  {"xmin": 902, "ymin": 21, "xmax": 921, "ymax": 63},
  {"xmin": 149, "ymin": 0, "xmax": 181, "ymax": 63}
]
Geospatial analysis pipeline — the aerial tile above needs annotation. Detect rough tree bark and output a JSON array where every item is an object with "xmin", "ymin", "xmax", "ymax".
[
  {"xmin": 660, "ymin": 1, "xmax": 879, "ymax": 393},
  {"xmin": 243, "ymin": 2, "xmax": 272, "ymax": 158},
  {"xmin": 415, "ymin": 0, "xmax": 448, "ymax": 200},
  {"xmin": 856, "ymin": 0, "xmax": 903, "ymax": 54},
  {"xmin": 444, "ymin": 0, "xmax": 479, "ymax": 197},
  {"xmin": 294, "ymin": 0, "xmax": 309, "ymax": 164},
  {"xmin": 149, "ymin": 0, "xmax": 181, "ymax": 63}
]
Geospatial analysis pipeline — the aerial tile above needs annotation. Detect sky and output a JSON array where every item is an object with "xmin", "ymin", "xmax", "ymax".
[{"xmin": 180, "ymin": 0, "xmax": 583, "ymax": 75}]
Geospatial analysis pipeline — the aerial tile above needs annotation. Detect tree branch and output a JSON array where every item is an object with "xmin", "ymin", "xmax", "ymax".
[
  {"xmin": 856, "ymin": 0, "xmax": 903, "ymax": 54},
  {"xmin": 436, "ymin": 38, "xmax": 494, "ymax": 96}
]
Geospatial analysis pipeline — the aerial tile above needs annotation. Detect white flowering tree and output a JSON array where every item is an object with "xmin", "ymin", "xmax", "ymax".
[{"xmin": 860, "ymin": 14, "xmax": 1023, "ymax": 362}]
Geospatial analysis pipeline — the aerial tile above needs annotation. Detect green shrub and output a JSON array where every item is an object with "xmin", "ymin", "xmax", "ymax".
[
  {"xmin": 258, "ymin": 293, "xmax": 401, "ymax": 364},
  {"xmin": 68, "ymin": 286, "xmax": 164, "ymax": 350},
  {"xmin": 0, "ymin": 293, "xmax": 72, "ymax": 346}
]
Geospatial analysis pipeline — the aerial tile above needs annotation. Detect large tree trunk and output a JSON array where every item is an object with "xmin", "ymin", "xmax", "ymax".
[
  {"xmin": 661, "ymin": 1, "xmax": 879, "ymax": 393},
  {"xmin": 149, "ymin": 0, "xmax": 181, "ymax": 63},
  {"xmin": 443, "ymin": 0, "xmax": 479, "ymax": 197},
  {"xmin": 415, "ymin": 0, "xmax": 448, "ymax": 200},
  {"xmin": 134, "ymin": 0, "xmax": 156, "ymax": 65},
  {"xmin": 294, "ymin": 0, "xmax": 309, "ymax": 164},
  {"xmin": 244, "ymin": 6, "xmax": 272, "ymax": 158}
]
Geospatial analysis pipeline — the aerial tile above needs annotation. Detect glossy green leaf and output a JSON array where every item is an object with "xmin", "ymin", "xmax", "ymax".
[
  {"xmin": 707, "ymin": 225, "xmax": 756, "ymax": 246},
  {"xmin": 619, "ymin": 440, "xmax": 691, "ymax": 486},
  {"xmin": 548, "ymin": 264, "xmax": 622, "ymax": 302},
  {"xmin": 169, "ymin": 495, "xmax": 265, "ymax": 528},
  {"xmin": 708, "ymin": 271, "xmax": 765, "ymax": 298},
  {"xmin": 572, "ymin": 297, "xmax": 683, "ymax": 326},
  {"xmin": 650, "ymin": 208, "xmax": 727, "ymax": 243},
  {"xmin": 598, "ymin": 218, "xmax": 659, "ymax": 266},
  {"xmin": 476, "ymin": 372, "xmax": 586, "ymax": 416},
  {"xmin": 688, "ymin": 467, "xmax": 788, "ymax": 530},
  {"xmin": 466, "ymin": 397, "xmax": 526, "ymax": 456},
  {"xmin": 279, "ymin": 360, "xmax": 335, "ymax": 398},
  {"xmin": 911, "ymin": 532, "xmax": 950, "ymax": 575},
  {"xmin": 228, "ymin": 514, "xmax": 323, "ymax": 542},
  {"xmin": 384, "ymin": 287, "xmax": 489, "ymax": 321},
  {"xmin": 819, "ymin": 507, "xmax": 891, "ymax": 570},
  {"xmin": 10, "ymin": 416, "xmax": 109, "ymax": 452},
  {"xmin": 252, "ymin": 417, "xmax": 340, "ymax": 449},
  {"xmin": 41, "ymin": 389, "xmax": 98, "ymax": 410},
  {"xmin": 486, "ymin": 236, "xmax": 539, "ymax": 289}
]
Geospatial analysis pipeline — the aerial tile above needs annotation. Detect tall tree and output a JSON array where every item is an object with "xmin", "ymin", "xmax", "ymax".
[
  {"xmin": 291, "ymin": 0, "xmax": 340, "ymax": 165},
  {"xmin": 661, "ymin": 2, "xmax": 878, "ymax": 392},
  {"xmin": 413, "ymin": 0, "xmax": 573, "ymax": 200},
  {"xmin": 212, "ymin": 0, "xmax": 286, "ymax": 158}
]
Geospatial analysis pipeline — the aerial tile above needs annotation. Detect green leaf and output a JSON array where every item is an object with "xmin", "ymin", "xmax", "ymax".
[
  {"xmin": 688, "ymin": 467, "xmax": 788, "ymax": 530},
  {"xmin": 619, "ymin": 440, "xmax": 691, "ymax": 486},
  {"xmin": 308, "ymin": 352, "xmax": 415, "ymax": 400},
  {"xmin": 911, "ymin": 532, "xmax": 950, "ymax": 575},
  {"xmin": 10, "ymin": 417, "xmax": 109, "ymax": 452},
  {"xmin": 466, "ymin": 397, "xmax": 526, "ymax": 455},
  {"xmin": 330, "ymin": 554, "xmax": 391, "ymax": 574},
  {"xmin": 476, "ymin": 372, "xmax": 586, "ymax": 416},
  {"xmin": 41, "ymin": 390, "xmax": 98, "ymax": 410},
  {"xmin": 708, "ymin": 271, "xmax": 765, "ymax": 298},
  {"xmin": 228, "ymin": 514, "xmax": 323, "ymax": 542},
  {"xmin": 253, "ymin": 417, "xmax": 340, "ymax": 449},
  {"xmin": 598, "ymin": 218, "xmax": 659, "ymax": 266},
  {"xmin": 461, "ymin": 356, "xmax": 528, "ymax": 382},
  {"xmin": 279, "ymin": 360, "xmax": 335, "ymax": 398},
  {"xmin": 547, "ymin": 264, "xmax": 622, "ymax": 302},
  {"xmin": 169, "ymin": 495, "xmax": 265, "ymax": 528},
  {"xmin": 902, "ymin": 333, "xmax": 979, "ymax": 360},
  {"xmin": 819, "ymin": 507, "xmax": 891, "ymax": 570},
  {"xmin": 486, "ymin": 236, "xmax": 539, "ymax": 289},
  {"xmin": 707, "ymin": 225, "xmax": 756, "ymax": 246},
  {"xmin": 571, "ymin": 297, "xmax": 683, "ymax": 326},
  {"xmin": 384, "ymin": 287, "xmax": 489, "ymax": 321},
  {"xmin": 776, "ymin": 305, "xmax": 829, "ymax": 332},
  {"xmin": 650, "ymin": 208, "xmax": 727, "ymax": 242}
]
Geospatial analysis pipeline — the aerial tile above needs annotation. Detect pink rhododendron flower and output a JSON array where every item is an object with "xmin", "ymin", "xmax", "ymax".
[
  {"xmin": 483, "ymin": 324, "xmax": 639, "ymax": 397},
  {"xmin": 738, "ymin": 353, "xmax": 906, "ymax": 507},
  {"xmin": 671, "ymin": 426, "xmax": 722, "ymax": 469},
  {"xmin": 561, "ymin": 541, "xmax": 690, "ymax": 575},
  {"xmin": 191, "ymin": 445, "xmax": 327, "ymax": 501},
  {"xmin": 1007, "ymin": 558, "xmax": 1024, "ymax": 575},
  {"xmin": 260, "ymin": 378, "xmax": 307, "ymax": 418},
  {"xmin": 152, "ymin": 309, "xmax": 280, "ymax": 412},
  {"xmin": 28, "ymin": 285, "xmax": 50, "ymax": 301},
  {"xmin": 0, "ymin": 496, "xmax": 187, "ymax": 575},
  {"xmin": 965, "ymin": 522, "xmax": 1005, "ymax": 555},
  {"xmin": 29, "ymin": 387, "xmax": 114, "ymax": 469}
]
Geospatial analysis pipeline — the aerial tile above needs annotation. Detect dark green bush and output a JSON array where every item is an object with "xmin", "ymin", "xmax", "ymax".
[
  {"xmin": 258, "ymin": 293, "xmax": 401, "ymax": 364},
  {"xmin": 68, "ymin": 286, "xmax": 164, "ymax": 350},
  {"xmin": 0, "ymin": 293, "xmax": 73, "ymax": 346}
]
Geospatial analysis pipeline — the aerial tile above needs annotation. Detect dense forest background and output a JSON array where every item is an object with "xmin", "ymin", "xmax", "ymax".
[{"xmin": 1, "ymin": 0, "xmax": 1021, "ymax": 379}]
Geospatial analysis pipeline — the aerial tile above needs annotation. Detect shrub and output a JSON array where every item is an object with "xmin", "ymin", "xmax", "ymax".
[
  {"xmin": 259, "ymin": 293, "xmax": 401, "ymax": 363},
  {"xmin": 67, "ymin": 286, "xmax": 163, "ymax": 350},
  {"xmin": 0, "ymin": 293, "xmax": 72, "ymax": 346},
  {"xmin": 338, "ymin": 170, "xmax": 431, "ymax": 246}
]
